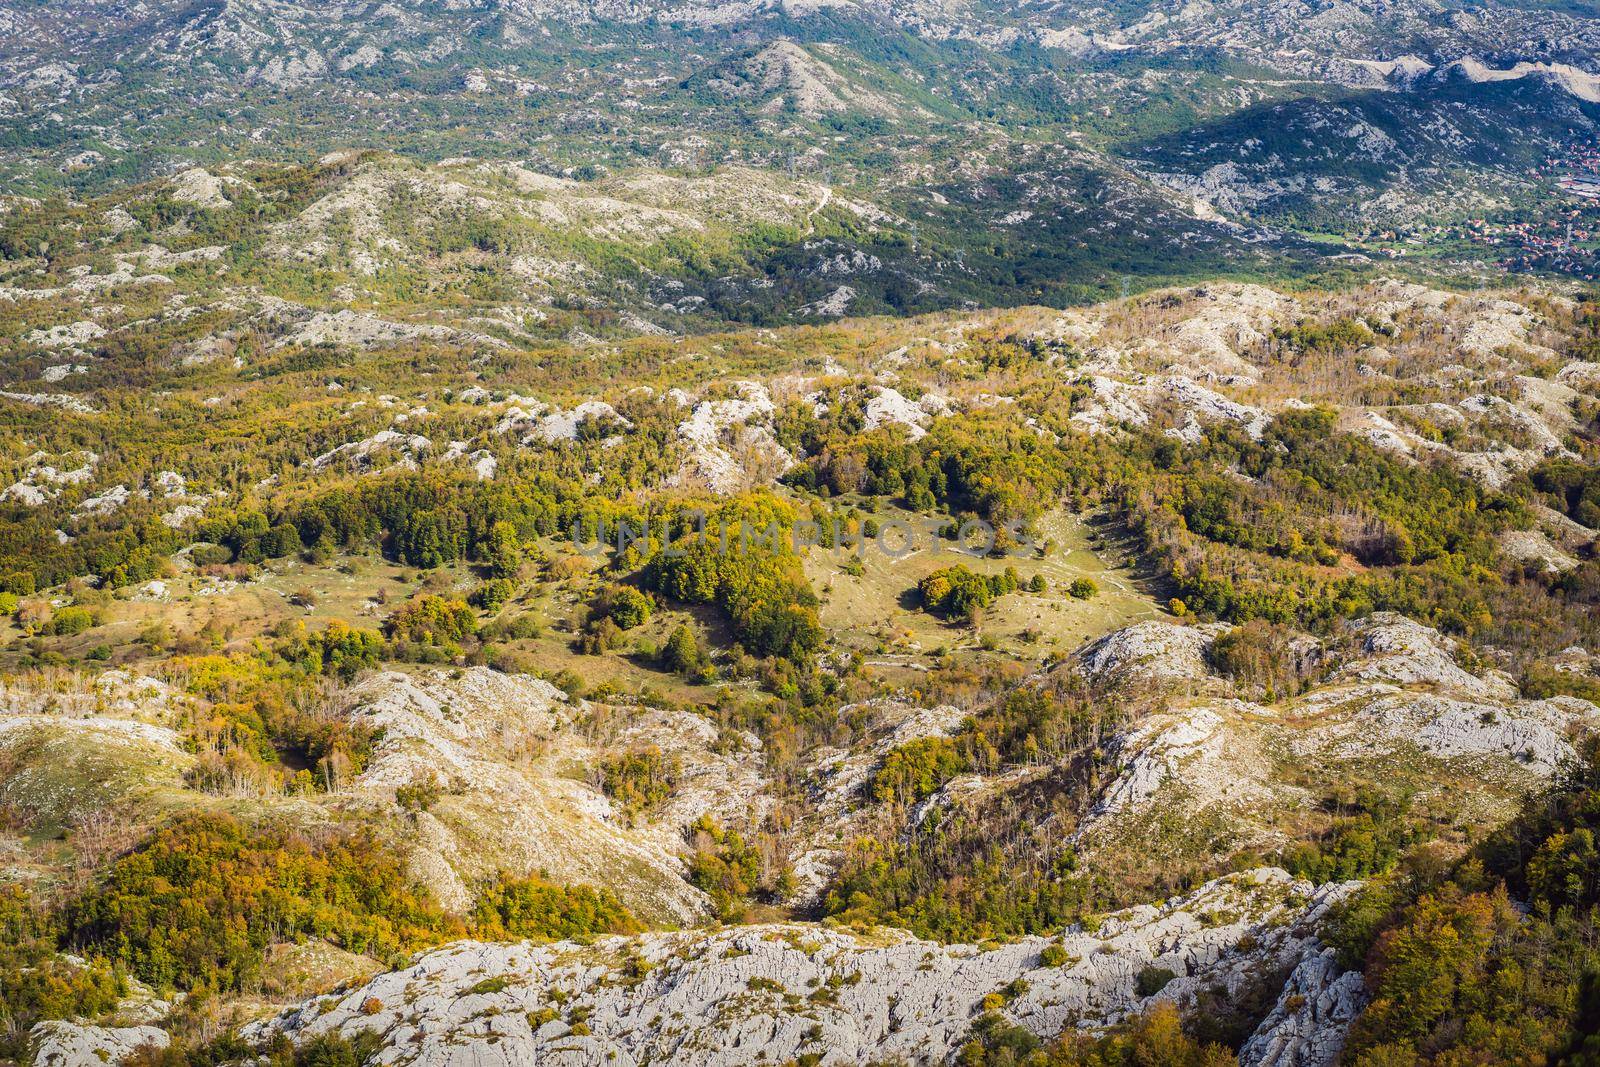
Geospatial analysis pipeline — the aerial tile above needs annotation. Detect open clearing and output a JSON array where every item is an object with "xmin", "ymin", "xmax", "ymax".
[{"xmin": 805, "ymin": 508, "xmax": 1167, "ymax": 671}]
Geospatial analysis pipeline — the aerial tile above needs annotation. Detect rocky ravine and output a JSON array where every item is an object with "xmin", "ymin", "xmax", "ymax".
[
  {"xmin": 783, "ymin": 609, "xmax": 1600, "ymax": 912},
  {"xmin": 243, "ymin": 868, "xmax": 1360, "ymax": 1067}
]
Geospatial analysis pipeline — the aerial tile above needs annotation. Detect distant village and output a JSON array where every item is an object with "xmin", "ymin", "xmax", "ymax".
[{"xmin": 1349, "ymin": 146, "xmax": 1600, "ymax": 281}]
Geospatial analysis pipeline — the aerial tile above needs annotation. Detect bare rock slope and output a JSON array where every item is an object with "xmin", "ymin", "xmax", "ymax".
[{"xmin": 247, "ymin": 868, "xmax": 1360, "ymax": 1067}]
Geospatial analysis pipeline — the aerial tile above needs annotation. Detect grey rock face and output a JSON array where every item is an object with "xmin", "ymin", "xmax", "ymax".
[
  {"xmin": 247, "ymin": 869, "xmax": 1355, "ymax": 1066},
  {"xmin": 1074, "ymin": 612, "xmax": 1598, "ymax": 850},
  {"xmin": 29, "ymin": 1022, "xmax": 169, "ymax": 1067},
  {"xmin": 1241, "ymin": 948, "xmax": 1368, "ymax": 1067}
]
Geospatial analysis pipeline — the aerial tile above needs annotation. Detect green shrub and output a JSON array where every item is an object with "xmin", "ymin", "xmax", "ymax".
[
  {"xmin": 919, "ymin": 565, "xmax": 1018, "ymax": 620},
  {"xmin": 0, "ymin": 885, "xmax": 123, "ymax": 1060},
  {"xmin": 0, "ymin": 571, "xmax": 34, "ymax": 596},
  {"xmin": 686, "ymin": 816, "xmax": 761, "ymax": 923},
  {"xmin": 599, "ymin": 746, "xmax": 680, "ymax": 817},
  {"xmin": 593, "ymin": 585, "xmax": 651, "ymax": 630},
  {"xmin": 306, "ymin": 619, "xmax": 384, "ymax": 679},
  {"xmin": 470, "ymin": 871, "xmax": 638, "ymax": 942},
  {"xmin": 1134, "ymin": 966, "xmax": 1176, "ymax": 997},
  {"xmin": 644, "ymin": 538, "xmax": 821, "ymax": 664},
  {"xmin": 872, "ymin": 737, "xmax": 967, "ymax": 805},
  {"xmin": 189, "ymin": 543, "xmax": 233, "ymax": 567},
  {"xmin": 385, "ymin": 595, "xmax": 475, "ymax": 645},
  {"xmin": 50, "ymin": 606, "xmax": 95, "ymax": 635},
  {"xmin": 472, "ymin": 578, "xmax": 517, "ymax": 611},
  {"xmin": 660, "ymin": 624, "xmax": 702, "ymax": 675},
  {"xmin": 64, "ymin": 813, "xmax": 460, "ymax": 993}
]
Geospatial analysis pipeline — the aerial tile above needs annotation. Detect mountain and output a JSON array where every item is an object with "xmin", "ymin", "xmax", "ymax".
[
  {"xmin": 686, "ymin": 39, "xmax": 928, "ymax": 118},
  {"xmin": 1128, "ymin": 72, "xmax": 1600, "ymax": 226},
  {"xmin": 0, "ymin": 0, "xmax": 1595, "ymax": 290},
  {"xmin": 3, "ymin": 241, "xmax": 1600, "ymax": 1061},
  {"xmin": 4, "ymin": 0, "xmax": 1600, "ymax": 1065},
  {"xmin": 0, "ymin": 150, "xmax": 1316, "ymax": 343}
]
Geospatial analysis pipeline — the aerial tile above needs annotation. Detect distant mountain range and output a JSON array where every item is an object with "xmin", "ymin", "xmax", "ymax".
[{"xmin": 1, "ymin": 0, "xmax": 1598, "ymax": 281}]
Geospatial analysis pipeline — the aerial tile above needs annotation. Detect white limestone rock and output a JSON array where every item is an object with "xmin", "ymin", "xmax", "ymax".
[
  {"xmin": 29, "ymin": 1022, "xmax": 169, "ymax": 1067},
  {"xmin": 861, "ymin": 386, "xmax": 951, "ymax": 440},
  {"xmin": 2, "ymin": 450, "xmax": 97, "ymax": 506},
  {"xmin": 1333, "ymin": 612, "xmax": 1517, "ymax": 701},
  {"xmin": 1075, "ymin": 621, "xmax": 1229, "ymax": 690},
  {"xmin": 168, "ymin": 168, "xmax": 238, "ymax": 209},
  {"xmin": 532, "ymin": 400, "xmax": 630, "ymax": 443},
  {"xmin": 0, "ymin": 391, "xmax": 99, "ymax": 414},
  {"xmin": 27, "ymin": 320, "xmax": 105, "ymax": 349},
  {"xmin": 277, "ymin": 308, "xmax": 504, "ymax": 351},
  {"xmin": 1499, "ymin": 529, "xmax": 1579, "ymax": 574},
  {"xmin": 247, "ymin": 869, "xmax": 1355, "ymax": 1066},
  {"xmin": 1240, "ymin": 947, "xmax": 1366, "ymax": 1067},
  {"xmin": 674, "ymin": 381, "xmax": 792, "ymax": 493},
  {"xmin": 310, "ymin": 429, "xmax": 432, "ymax": 472},
  {"xmin": 76, "ymin": 484, "xmax": 131, "ymax": 517},
  {"xmin": 340, "ymin": 668, "xmax": 766, "ymax": 924},
  {"xmin": 1088, "ymin": 702, "xmax": 1234, "ymax": 819},
  {"xmin": 1073, "ymin": 613, "xmax": 1599, "ymax": 853}
]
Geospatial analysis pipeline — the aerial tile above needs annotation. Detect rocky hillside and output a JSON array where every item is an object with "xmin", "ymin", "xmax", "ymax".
[
  {"xmin": 0, "ymin": 151, "xmax": 1302, "ymax": 339},
  {"xmin": 0, "ymin": 285, "xmax": 1595, "ymax": 1064},
  {"xmin": 240, "ymin": 870, "xmax": 1358, "ymax": 1067},
  {"xmin": 1130, "ymin": 73, "xmax": 1600, "ymax": 227},
  {"xmin": 0, "ymin": 663, "xmax": 767, "ymax": 926},
  {"xmin": 4, "ymin": 0, "xmax": 1598, "ymax": 284},
  {"xmin": 3, "ymin": 4, "xmax": 1600, "ymax": 1057},
  {"xmin": 1070, "ymin": 612, "xmax": 1597, "ymax": 858}
]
